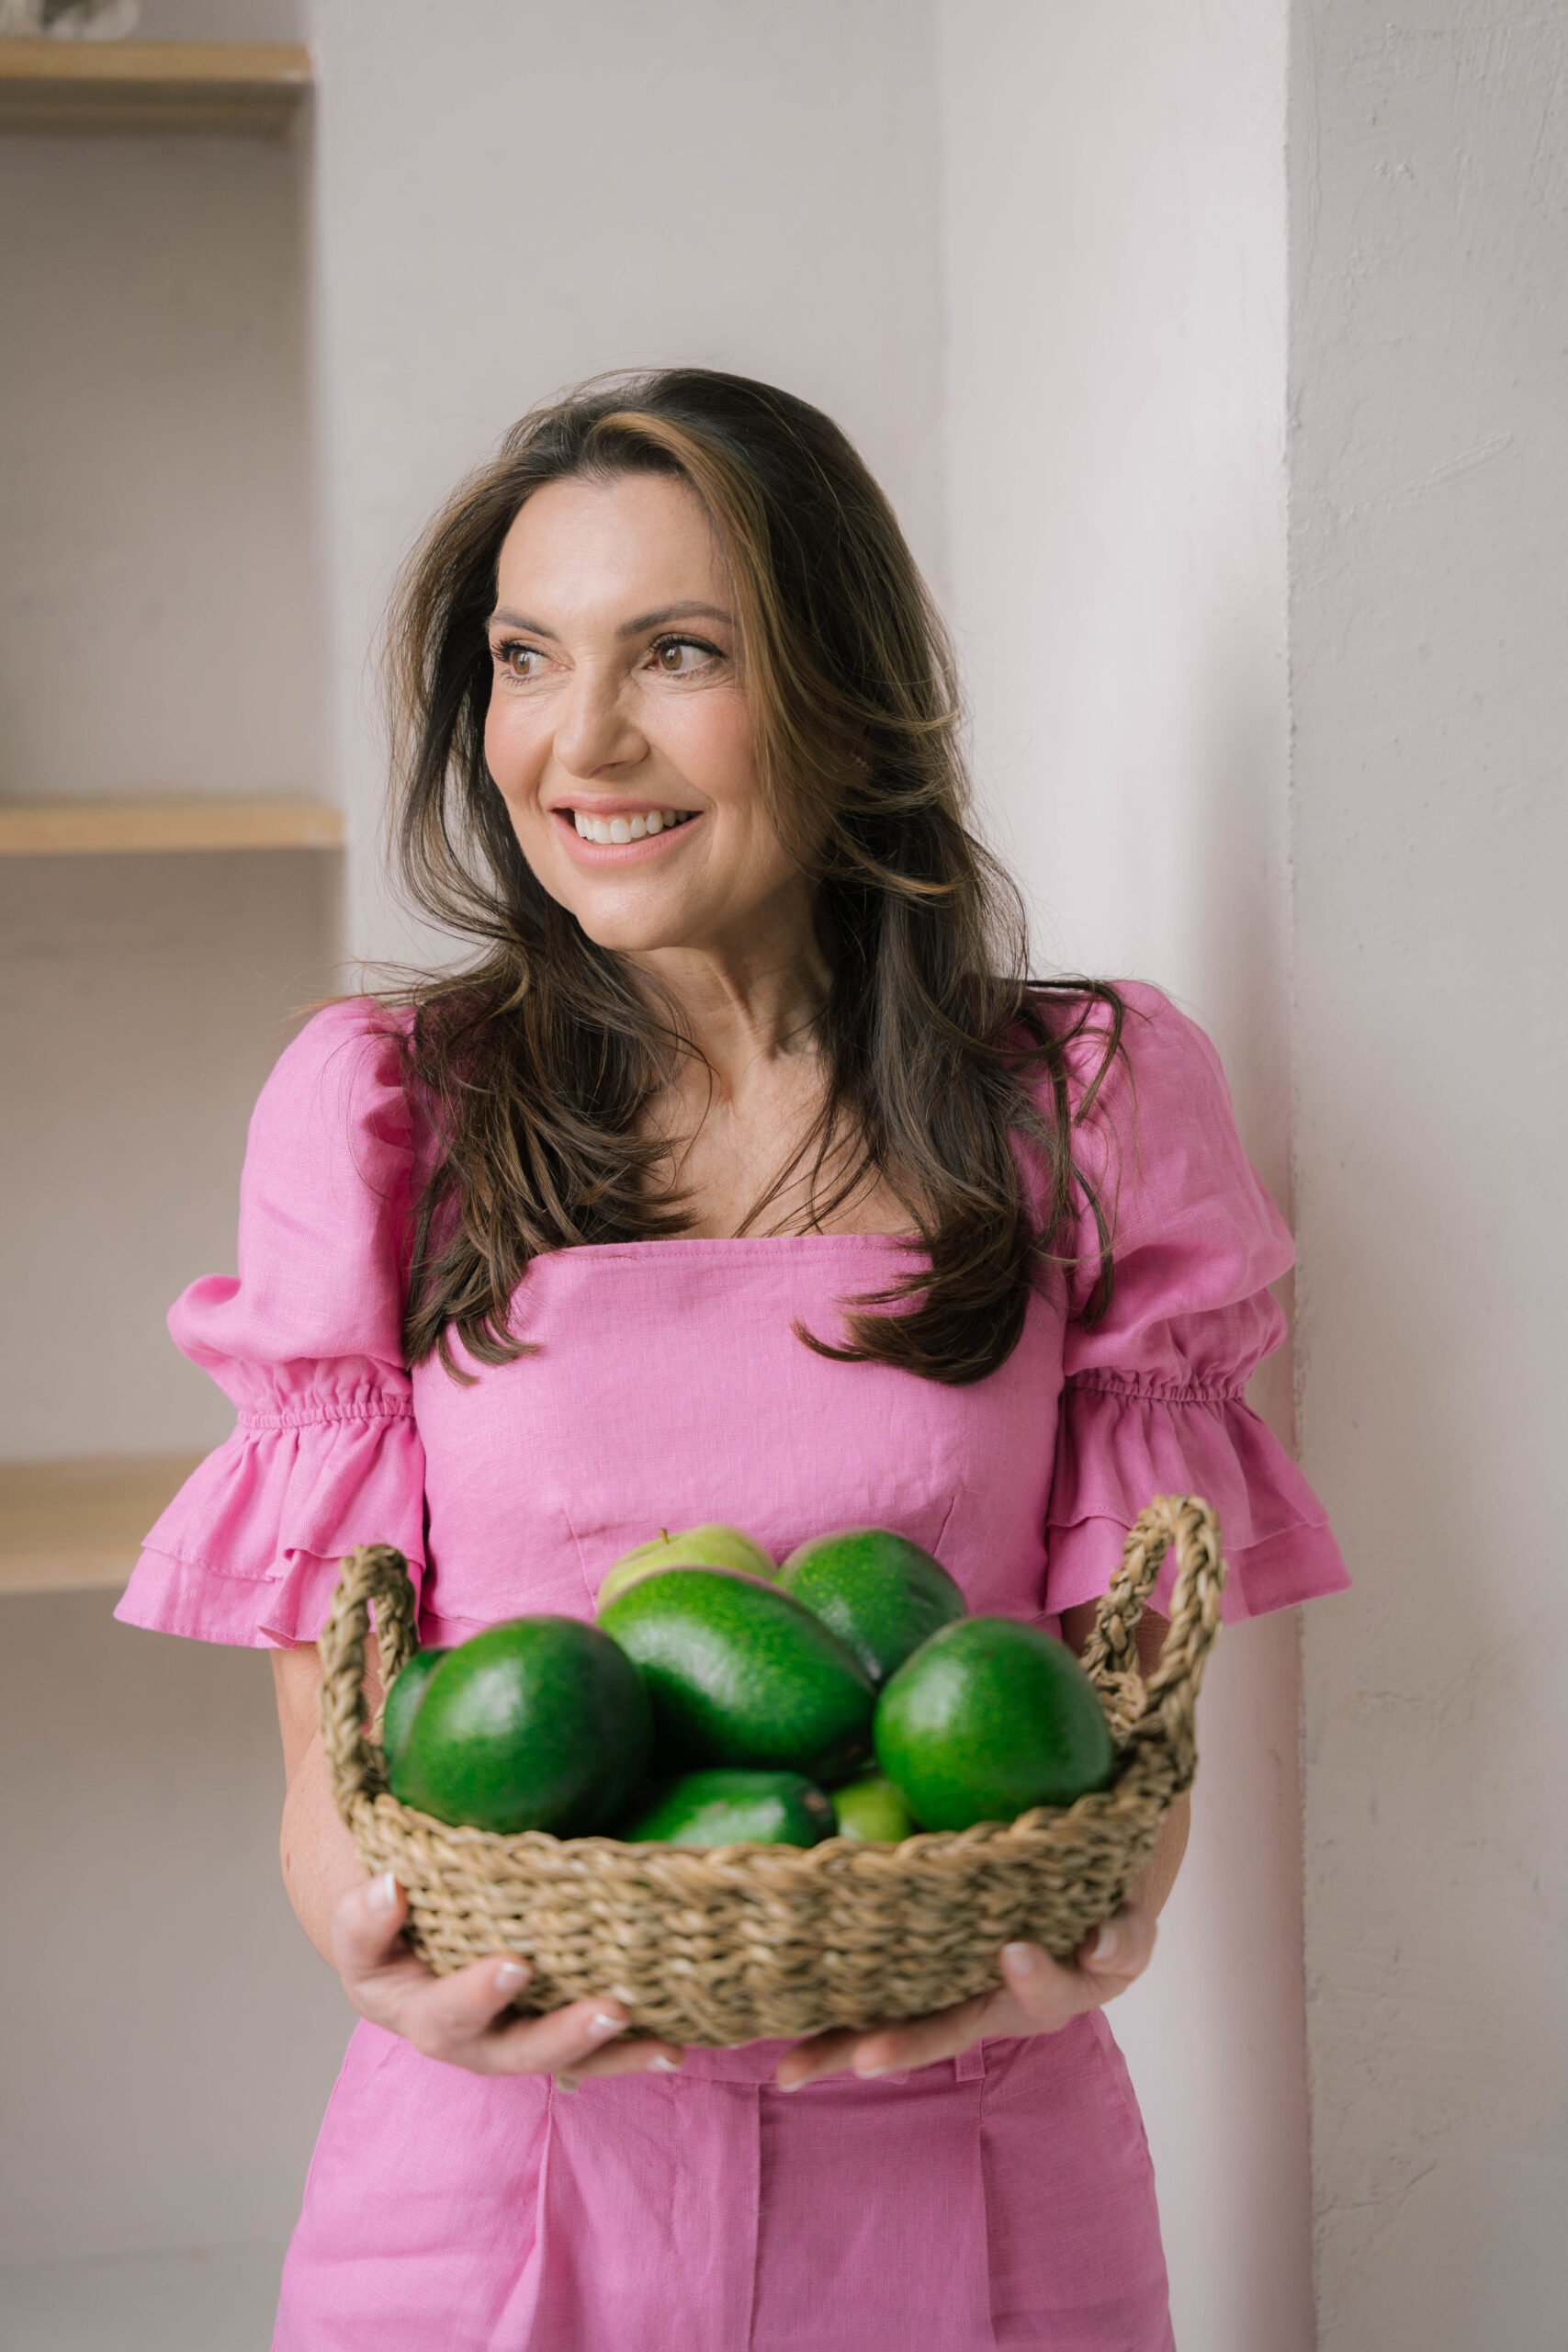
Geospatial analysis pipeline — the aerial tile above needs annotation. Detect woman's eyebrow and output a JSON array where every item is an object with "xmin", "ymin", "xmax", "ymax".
[
  {"xmin": 489, "ymin": 608, "xmax": 558, "ymax": 639},
  {"xmin": 488, "ymin": 602, "xmax": 734, "ymax": 639},
  {"xmin": 616, "ymin": 602, "xmax": 735, "ymax": 637}
]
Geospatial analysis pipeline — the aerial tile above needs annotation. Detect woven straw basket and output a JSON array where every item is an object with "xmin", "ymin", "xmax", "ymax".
[{"xmin": 320, "ymin": 1493, "xmax": 1224, "ymax": 2046}]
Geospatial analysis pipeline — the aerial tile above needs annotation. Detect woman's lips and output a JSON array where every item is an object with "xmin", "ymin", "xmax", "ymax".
[{"xmin": 551, "ymin": 806, "xmax": 701, "ymax": 864}]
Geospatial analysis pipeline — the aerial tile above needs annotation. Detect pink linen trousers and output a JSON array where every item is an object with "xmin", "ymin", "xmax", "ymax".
[{"xmin": 118, "ymin": 980, "xmax": 1347, "ymax": 2352}]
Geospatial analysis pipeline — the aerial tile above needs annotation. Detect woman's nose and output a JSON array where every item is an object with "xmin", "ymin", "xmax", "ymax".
[{"xmin": 553, "ymin": 668, "xmax": 647, "ymax": 776}]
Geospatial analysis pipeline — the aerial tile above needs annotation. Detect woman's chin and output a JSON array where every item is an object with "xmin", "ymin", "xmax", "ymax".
[{"xmin": 568, "ymin": 898, "xmax": 705, "ymax": 958}]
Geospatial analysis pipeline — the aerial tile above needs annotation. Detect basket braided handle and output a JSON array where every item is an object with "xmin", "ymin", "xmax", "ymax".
[
  {"xmin": 317, "ymin": 1544, "xmax": 422, "ymax": 1826},
  {"xmin": 1077, "ymin": 1494, "xmax": 1226, "ymax": 1787}
]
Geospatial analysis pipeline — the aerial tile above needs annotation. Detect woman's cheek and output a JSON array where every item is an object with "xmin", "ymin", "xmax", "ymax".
[
  {"xmin": 676, "ymin": 700, "xmax": 759, "ymax": 801},
  {"xmin": 484, "ymin": 703, "xmax": 528, "ymax": 794}
]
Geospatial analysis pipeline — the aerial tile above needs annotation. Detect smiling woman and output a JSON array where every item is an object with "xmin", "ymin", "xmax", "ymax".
[
  {"xmin": 115, "ymin": 368, "xmax": 1348, "ymax": 2352},
  {"xmin": 383, "ymin": 372, "xmax": 1122, "ymax": 1375}
]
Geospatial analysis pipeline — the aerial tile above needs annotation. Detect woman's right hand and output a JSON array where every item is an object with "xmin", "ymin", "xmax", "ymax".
[{"xmin": 333, "ymin": 1871, "xmax": 685, "ymax": 2084}]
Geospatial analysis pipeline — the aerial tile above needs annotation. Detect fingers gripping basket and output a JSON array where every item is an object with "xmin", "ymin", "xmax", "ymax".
[{"xmin": 319, "ymin": 1495, "xmax": 1225, "ymax": 2046}]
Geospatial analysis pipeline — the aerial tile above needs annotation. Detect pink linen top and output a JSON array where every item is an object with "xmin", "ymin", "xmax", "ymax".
[{"xmin": 117, "ymin": 980, "xmax": 1347, "ymax": 2352}]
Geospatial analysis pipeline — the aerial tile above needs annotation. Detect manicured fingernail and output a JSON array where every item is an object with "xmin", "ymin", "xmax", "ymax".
[
  {"xmin": 649, "ymin": 2053, "xmax": 682, "ymax": 2074},
  {"xmin": 495, "ymin": 1960, "xmax": 528, "ymax": 1996},
  {"xmin": 1089, "ymin": 1921, "xmax": 1122, "ymax": 1964},
  {"xmin": 777, "ymin": 2075, "xmax": 806, "ymax": 2092},
  {"xmin": 367, "ymin": 1871, "xmax": 398, "ymax": 1915},
  {"xmin": 587, "ymin": 2011, "xmax": 626, "ymax": 2040},
  {"xmin": 1002, "ymin": 1939, "xmax": 1042, "ymax": 1975},
  {"xmin": 853, "ymin": 2063, "xmax": 889, "ymax": 2078}
]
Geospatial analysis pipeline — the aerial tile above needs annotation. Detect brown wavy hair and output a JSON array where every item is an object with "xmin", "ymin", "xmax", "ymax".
[{"xmin": 383, "ymin": 368, "xmax": 1123, "ymax": 1386}]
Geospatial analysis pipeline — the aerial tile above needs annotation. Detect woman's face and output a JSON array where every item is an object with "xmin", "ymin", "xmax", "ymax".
[{"xmin": 484, "ymin": 471, "xmax": 802, "ymax": 959}]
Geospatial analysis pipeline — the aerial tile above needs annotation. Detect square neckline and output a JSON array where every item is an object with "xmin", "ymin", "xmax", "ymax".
[{"xmin": 537, "ymin": 1229, "xmax": 926, "ymax": 1263}]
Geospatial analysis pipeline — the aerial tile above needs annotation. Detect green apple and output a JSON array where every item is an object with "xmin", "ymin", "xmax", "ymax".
[{"xmin": 595, "ymin": 1522, "xmax": 777, "ymax": 1612}]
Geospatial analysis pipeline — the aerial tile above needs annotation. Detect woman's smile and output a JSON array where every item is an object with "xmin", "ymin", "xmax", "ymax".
[{"xmin": 552, "ymin": 798, "xmax": 702, "ymax": 860}]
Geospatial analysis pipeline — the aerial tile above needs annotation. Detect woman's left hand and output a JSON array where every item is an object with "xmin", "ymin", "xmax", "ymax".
[{"xmin": 774, "ymin": 1903, "xmax": 1157, "ymax": 2091}]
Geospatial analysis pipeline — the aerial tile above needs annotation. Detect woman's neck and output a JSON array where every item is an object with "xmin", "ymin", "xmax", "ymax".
[
  {"xmin": 628, "ymin": 885, "xmax": 831, "ymax": 1102},
  {"xmin": 625, "ymin": 887, "xmax": 915, "ymax": 1239}
]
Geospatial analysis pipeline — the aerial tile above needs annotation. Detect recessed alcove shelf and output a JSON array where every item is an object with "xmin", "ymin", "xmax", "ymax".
[
  {"xmin": 0, "ymin": 40, "xmax": 311, "ymax": 137},
  {"xmin": 0, "ymin": 1454, "xmax": 203, "ymax": 1596},
  {"xmin": 0, "ymin": 797, "xmax": 343, "ymax": 855}
]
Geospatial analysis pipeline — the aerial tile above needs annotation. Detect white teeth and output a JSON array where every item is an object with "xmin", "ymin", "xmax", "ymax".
[{"xmin": 570, "ymin": 807, "xmax": 692, "ymax": 843}]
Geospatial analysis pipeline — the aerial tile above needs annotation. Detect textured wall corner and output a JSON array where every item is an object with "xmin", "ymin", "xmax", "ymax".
[{"xmin": 1291, "ymin": 8, "xmax": 1568, "ymax": 2346}]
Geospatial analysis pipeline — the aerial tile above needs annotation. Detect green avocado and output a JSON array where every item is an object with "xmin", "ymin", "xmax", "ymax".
[
  {"xmin": 389, "ymin": 1615, "xmax": 652, "ymax": 1837},
  {"xmin": 830, "ymin": 1770, "xmax": 917, "ymax": 1844},
  {"xmin": 874, "ymin": 1616, "xmax": 1116, "ymax": 1832},
  {"xmin": 379, "ymin": 1646, "xmax": 447, "ymax": 1767},
  {"xmin": 598, "ymin": 1567, "xmax": 874, "ymax": 1783},
  {"xmin": 621, "ymin": 1767, "xmax": 835, "ymax": 1849},
  {"xmin": 778, "ymin": 1526, "xmax": 966, "ymax": 1683}
]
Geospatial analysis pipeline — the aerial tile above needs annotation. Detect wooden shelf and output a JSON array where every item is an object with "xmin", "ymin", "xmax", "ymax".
[
  {"xmin": 0, "ymin": 796, "xmax": 343, "ymax": 855},
  {"xmin": 0, "ymin": 1453, "xmax": 204, "ymax": 1596},
  {"xmin": 0, "ymin": 39, "xmax": 310, "ymax": 136}
]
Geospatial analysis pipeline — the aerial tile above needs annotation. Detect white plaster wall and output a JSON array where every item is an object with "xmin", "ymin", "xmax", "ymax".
[
  {"xmin": 0, "ymin": 129, "xmax": 320, "ymax": 806},
  {"xmin": 135, "ymin": 0, "xmax": 299, "ymax": 30},
  {"xmin": 0, "ymin": 851, "xmax": 338, "ymax": 1461},
  {"xmin": 939, "ymin": 7, "xmax": 1314, "ymax": 2348},
  {"xmin": 0, "ymin": 1593, "xmax": 351, "ymax": 2346},
  {"xmin": 1291, "ymin": 7, "xmax": 1568, "ymax": 2346},
  {"xmin": 305, "ymin": 0, "xmax": 944, "ymax": 969}
]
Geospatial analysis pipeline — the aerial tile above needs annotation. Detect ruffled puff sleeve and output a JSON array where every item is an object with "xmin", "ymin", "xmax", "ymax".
[
  {"xmin": 1044, "ymin": 982, "xmax": 1348, "ymax": 1625},
  {"xmin": 116, "ymin": 999, "xmax": 429, "ymax": 1649}
]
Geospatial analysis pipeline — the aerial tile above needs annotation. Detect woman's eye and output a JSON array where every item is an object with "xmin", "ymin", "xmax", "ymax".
[
  {"xmin": 651, "ymin": 637, "xmax": 717, "ymax": 675},
  {"xmin": 495, "ymin": 641, "xmax": 547, "ymax": 679}
]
